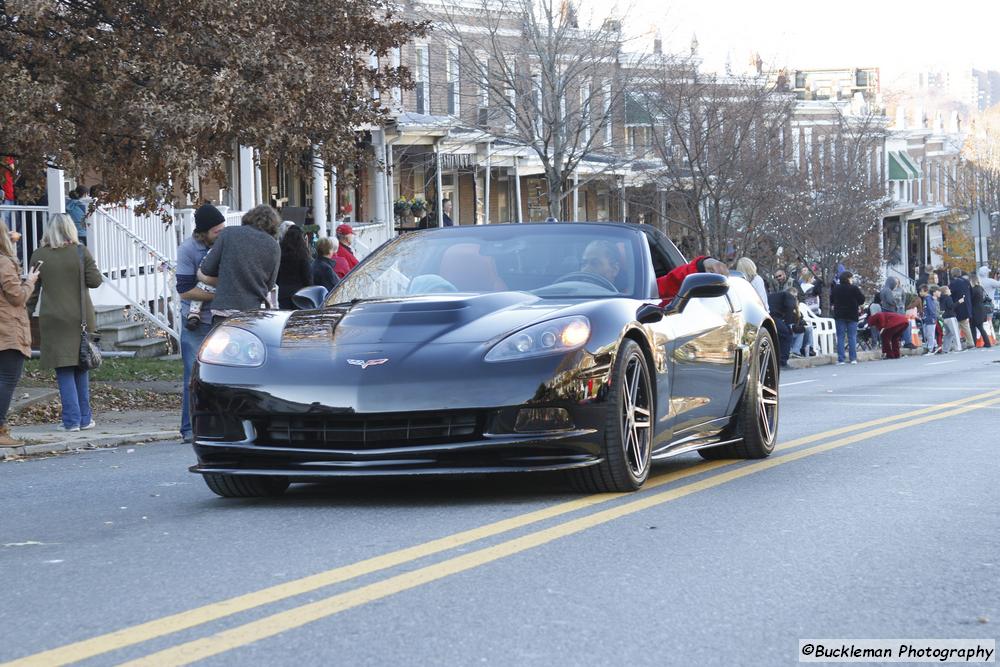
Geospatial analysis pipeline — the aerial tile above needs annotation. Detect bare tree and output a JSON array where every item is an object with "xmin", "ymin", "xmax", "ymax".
[
  {"xmin": 767, "ymin": 107, "xmax": 891, "ymax": 313},
  {"xmin": 428, "ymin": 0, "xmax": 644, "ymax": 219},
  {"xmin": 634, "ymin": 62, "xmax": 795, "ymax": 259}
]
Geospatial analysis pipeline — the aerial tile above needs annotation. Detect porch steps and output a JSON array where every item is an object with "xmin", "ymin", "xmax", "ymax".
[
  {"xmin": 94, "ymin": 305, "xmax": 169, "ymax": 358},
  {"xmin": 115, "ymin": 336, "xmax": 171, "ymax": 358}
]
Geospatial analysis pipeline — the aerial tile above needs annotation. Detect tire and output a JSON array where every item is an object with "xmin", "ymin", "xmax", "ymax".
[
  {"xmin": 698, "ymin": 329, "xmax": 779, "ymax": 460},
  {"xmin": 202, "ymin": 473, "xmax": 290, "ymax": 498},
  {"xmin": 568, "ymin": 339, "xmax": 653, "ymax": 492}
]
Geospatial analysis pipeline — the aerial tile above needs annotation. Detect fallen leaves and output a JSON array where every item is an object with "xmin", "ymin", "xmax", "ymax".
[{"xmin": 8, "ymin": 387, "xmax": 181, "ymax": 426}]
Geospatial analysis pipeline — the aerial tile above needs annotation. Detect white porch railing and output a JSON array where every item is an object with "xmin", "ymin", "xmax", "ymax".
[
  {"xmin": 89, "ymin": 207, "xmax": 180, "ymax": 344},
  {"xmin": 1, "ymin": 204, "xmax": 49, "ymax": 270}
]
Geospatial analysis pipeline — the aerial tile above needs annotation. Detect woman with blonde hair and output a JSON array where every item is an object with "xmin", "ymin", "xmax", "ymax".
[
  {"xmin": 27, "ymin": 213, "xmax": 103, "ymax": 432},
  {"xmin": 736, "ymin": 256, "xmax": 768, "ymax": 307},
  {"xmin": 0, "ymin": 225, "xmax": 40, "ymax": 446}
]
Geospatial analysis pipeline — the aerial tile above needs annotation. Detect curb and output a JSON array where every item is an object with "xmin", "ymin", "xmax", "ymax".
[
  {"xmin": 787, "ymin": 347, "xmax": 926, "ymax": 369},
  {"xmin": 0, "ymin": 430, "xmax": 180, "ymax": 460}
]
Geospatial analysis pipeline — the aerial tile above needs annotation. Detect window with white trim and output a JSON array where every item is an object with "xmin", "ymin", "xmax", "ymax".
[
  {"xmin": 391, "ymin": 48, "xmax": 402, "ymax": 106},
  {"xmin": 446, "ymin": 46, "xmax": 460, "ymax": 116},
  {"xmin": 531, "ymin": 65, "xmax": 543, "ymax": 138},
  {"xmin": 602, "ymin": 80, "xmax": 612, "ymax": 146},
  {"xmin": 581, "ymin": 81, "xmax": 591, "ymax": 144},
  {"xmin": 415, "ymin": 45, "xmax": 430, "ymax": 114}
]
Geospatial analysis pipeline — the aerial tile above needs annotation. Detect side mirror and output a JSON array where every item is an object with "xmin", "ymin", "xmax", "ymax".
[
  {"xmin": 665, "ymin": 273, "xmax": 729, "ymax": 314},
  {"xmin": 291, "ymin": 285, "xmax": 329, "ymax": 310},
  {"xmin": 636, "ymin": 303, "xmax": 664, "ymax": 324}
]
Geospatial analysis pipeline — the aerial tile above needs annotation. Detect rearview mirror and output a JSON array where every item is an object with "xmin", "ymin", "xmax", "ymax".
[
  {"xmin": 665, "ymin": 273, "xmax": 729, "ymax": 314},
  {"xmin": 291, "ymin": 285, "xmax": 329, "ymax": 310}
]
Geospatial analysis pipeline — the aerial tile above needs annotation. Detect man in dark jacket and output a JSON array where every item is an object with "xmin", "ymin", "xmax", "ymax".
[
  {"xmin": 767, "ymin": 287, "xmax": 798, "ymax": 368},
  {"xmin": 948, "ymin": 268, "xmax": 973, "ymax": 348},
  {"xmin": 830, "ymin": 271, "xmax": 865, "ymax": 364}
]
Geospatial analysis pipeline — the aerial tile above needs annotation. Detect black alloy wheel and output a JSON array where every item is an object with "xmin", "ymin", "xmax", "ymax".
[
  {"xmin": 699, "ymin": 329, "xmax": 779, "ymax": 460},
  {"xmin": 569, "ymin": 339, "xmax": 653, "ymax": 492}
]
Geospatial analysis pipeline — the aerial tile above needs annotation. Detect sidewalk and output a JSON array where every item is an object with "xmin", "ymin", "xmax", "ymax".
[
  {"xmin": 3, "ymin": 376, "xmax": 183, "ymax": 461},
  {"xmin": 2, "ymin": 410, "xmax": 180, "ymax": 460}
]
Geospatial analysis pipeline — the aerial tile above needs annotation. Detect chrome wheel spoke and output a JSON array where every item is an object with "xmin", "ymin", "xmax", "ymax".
[{"xmin": 620, "ymin": 355, "xmax": 650, "ymax": 477}]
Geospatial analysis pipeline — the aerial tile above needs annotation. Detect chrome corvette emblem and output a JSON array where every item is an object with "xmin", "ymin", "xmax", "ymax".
[{"xmin": 347, "ymin": 358, "xmax": 389, "ymax": 369}]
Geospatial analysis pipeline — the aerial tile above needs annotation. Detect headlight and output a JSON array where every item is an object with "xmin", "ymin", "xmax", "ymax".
[
  {"xmin": 198, "ymin": 326, "xmax": 266, "ymax": 367},
  {"xmin": 485, "ymin": 316, "xmax": 591, "ymax": 362}
]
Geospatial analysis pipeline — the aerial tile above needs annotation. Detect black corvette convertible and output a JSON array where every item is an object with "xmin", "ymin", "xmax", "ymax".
[{"xmin": 190, "ymin": 223, "xmax": 779, "ymax": 497}]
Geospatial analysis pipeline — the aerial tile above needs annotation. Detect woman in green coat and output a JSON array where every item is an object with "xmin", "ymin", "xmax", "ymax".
[{"xmin": 27, "ymin": 214, "xmax": 103, "ymax": 431}]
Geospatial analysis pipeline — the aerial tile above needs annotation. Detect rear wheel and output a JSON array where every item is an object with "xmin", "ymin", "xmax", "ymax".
[
  {"xmin": 698, "ymin": 329, "xmax": 779, "ymax": 460},
  {"xmin": 568, "ymin": 339, "xmax": 652, "ymax": 492},
  {"xmin": 202, "ymin": 473, "xmax": 290, "ymax": 498}
]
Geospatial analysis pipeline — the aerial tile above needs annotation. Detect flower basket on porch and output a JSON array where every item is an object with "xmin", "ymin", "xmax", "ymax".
[
  {"xmin": 393, "ymin": 198, "xmax": 412, "ymax": 218},
  {"xmin": 409, "ymin": 198, "xmax": 427, "ymax": 217}
]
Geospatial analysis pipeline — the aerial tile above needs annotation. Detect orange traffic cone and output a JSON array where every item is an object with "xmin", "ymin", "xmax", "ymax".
[
  {"xmin": 911, "ymin": 322, "xmax": 921, "ymax": 348},
  {"xmin": 989, "ymin": 320, "xmax": 998, "ymax": 346}
]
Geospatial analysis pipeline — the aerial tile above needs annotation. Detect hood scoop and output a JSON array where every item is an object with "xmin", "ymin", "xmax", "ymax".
[{"xmin": 280, "ymin": 306, "xmax": 349, "ymax": 347}]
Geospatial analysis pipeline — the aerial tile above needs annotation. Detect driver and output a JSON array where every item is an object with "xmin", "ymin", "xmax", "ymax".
[{"xmin": 580, "ymin": 240, "xmax": 623, "ymax": 289}]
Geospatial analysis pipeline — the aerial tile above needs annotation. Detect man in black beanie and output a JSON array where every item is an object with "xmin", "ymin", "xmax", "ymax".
[{"xmin": 176, "ymin": 203, "xmax": 226, "ymax": 442}]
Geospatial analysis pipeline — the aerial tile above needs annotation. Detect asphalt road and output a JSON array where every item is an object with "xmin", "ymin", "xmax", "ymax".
[{"xmin": 1, "ymin": 347, "xmax": 998, "ymax": 666}]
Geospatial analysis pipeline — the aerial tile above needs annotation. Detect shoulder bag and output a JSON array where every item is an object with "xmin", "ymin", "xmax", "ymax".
[{"xmin": 77, "ymin": 245, "xmax": 103, "ymax": 370}]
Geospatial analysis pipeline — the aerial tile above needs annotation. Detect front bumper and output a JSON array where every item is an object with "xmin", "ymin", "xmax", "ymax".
[{"xmin": 190, "ymin": 387, "xmax": 609, "ymax": 479}]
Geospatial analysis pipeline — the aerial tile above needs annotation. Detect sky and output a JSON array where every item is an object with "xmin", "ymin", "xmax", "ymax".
[{"xmin": 619, "ymin": 0, "xmax": 1000, "ymax": 77}]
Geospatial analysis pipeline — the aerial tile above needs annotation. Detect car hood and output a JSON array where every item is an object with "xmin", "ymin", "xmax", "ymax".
[{"xmin": 278, "ymin": 292, "xmax": 591, "ymax": 348}]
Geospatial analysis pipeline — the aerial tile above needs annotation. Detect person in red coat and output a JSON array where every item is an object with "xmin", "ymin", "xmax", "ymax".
[
  {"xmin": 335, "ymin": 224, "xmax": 359, "ymax": 276},
  {"xmin": 656, "ymin": 255, "xmax": 730, "ymax": 306},
  {"xmin": 866, "ymin": 310, "xmax": 910, "ymax": 359}
]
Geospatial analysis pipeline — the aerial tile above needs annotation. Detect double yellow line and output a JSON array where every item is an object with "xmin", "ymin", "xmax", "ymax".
[{"xmin": 8, "ymin": 389, "xmax": 1000, "ymax": 667}]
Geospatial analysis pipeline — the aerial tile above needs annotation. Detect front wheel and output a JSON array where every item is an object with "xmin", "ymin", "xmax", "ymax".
[
  {"xmin": 568, "ymin": 339, "xmax": 653, "ymax": 492},
  {"xmin": 699, "ymin": 329, "xmax": 779, "ymax": 460},
  {"xmin": 202, "ymin": 473, "xmax": 290, "ymax": 498}
]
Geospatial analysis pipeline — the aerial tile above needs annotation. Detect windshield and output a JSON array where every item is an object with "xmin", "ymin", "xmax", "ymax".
[{"xmin": 325, "ymin": 224, "xmax": 650, "ymax": 305}]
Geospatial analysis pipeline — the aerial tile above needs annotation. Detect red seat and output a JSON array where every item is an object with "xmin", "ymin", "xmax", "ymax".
[{"xmin": 438, "ymin": 243, "xmax": 506, "ymax": 292}]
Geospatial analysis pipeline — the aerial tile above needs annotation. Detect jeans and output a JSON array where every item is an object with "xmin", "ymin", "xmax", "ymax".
[
  {"xmin": 0, "ymin": 349, "xmax": 27, "ymax": 426},
  {"xmin": 922, "ymin": 323, "xmax": 938, "ymax": 351},
  {"xmin": 773, "ymin": 317, "xmax": 793, "ymax": 366},
  {"xmin": 56, "ymin": 366, "xmax": 92, "ymax": 428},
  {"xmin": 180, "ymin": 319, "xmax": 214, "ymax": 438},
  {"xmin": 835, "ymin": 319, "xmax": 858, "ymax": 362},
  {"xmin": 791, "ymin": 326, "xmax": 815, "ymax": 355}
]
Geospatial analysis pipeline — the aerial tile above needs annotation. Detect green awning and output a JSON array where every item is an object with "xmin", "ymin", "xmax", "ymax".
[
  {"xmin": 625, "ymin": 94, "xmax": 654, "ymax": 126},
  {"xmin": 898, "ymin": 151, "xmax": 921, "ymax": 179},
  {"xmin": 888, "ymin": 151, "xmax": 920, "ymax": 180}
]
